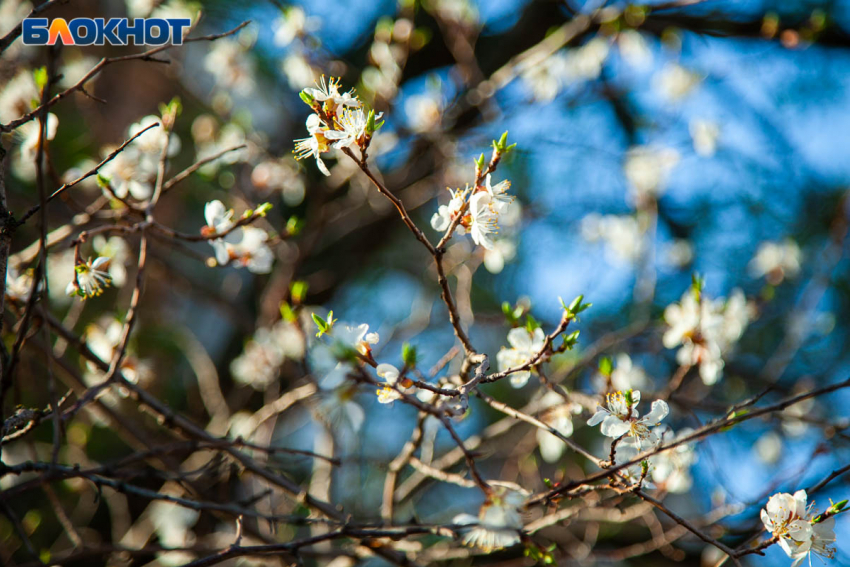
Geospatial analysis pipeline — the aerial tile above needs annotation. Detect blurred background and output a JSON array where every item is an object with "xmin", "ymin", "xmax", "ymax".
[{"xmin": 2, "ymin": 0, "xmax": 850, "ymax": 565}]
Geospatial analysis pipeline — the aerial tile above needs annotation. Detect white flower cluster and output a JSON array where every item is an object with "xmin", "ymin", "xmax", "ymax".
[
  {"xmin": 586, "ymin": 390, "xmax": 697, "ymax": 491},
  {"xmin": 580, "ymin": 213, "xmax": 645, "ymax": 263},
  {"xmin": 762, "ymin": 490, "xmax": 837, "ymax": 567},
  {"xmin": 101, "ymin": 114, "xmax": 181, "ymax": 201},
  {"xmin": 294, "ymin": 77, "xmax": 381, "ymax": 176},
  {"xmin": 430, "ymin": 174, "xmax": 514, "ymax": 251},
  {"xmin": 663, "ymin": 288, "xmax": 751, "ymax": 385},
  {"xmin": 230, "ymin": 320, "xmax": 305, "ymax": 390},
  {"xmin": 202, "ymin": 200, "xmax": 273, "ymax": 274},
  {"xmin": 522, "ymin": 37, "xmax": 610, "ymax": 102}
]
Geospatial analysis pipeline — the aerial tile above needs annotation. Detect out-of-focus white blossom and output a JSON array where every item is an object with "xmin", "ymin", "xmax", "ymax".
[
  {"xmin": 497, "ymin": 326, "xmax": 546, "ymax": 388},
  {"xmin": 655, "ymin": 63, "xmax": 700, "ymax": 101},
  {"xmin": 593, "ymin": 353, "xmax": 648, "ymax": 392},
  {"xmin": 618, "ymin": 30, "xmax": 652, "ymax": 69},
  {"xmin": 282, "ymin": 53, "xmax": 318, "ymax": 89},
  {"xmin": 536, "ymin": 391, "xmax": 582, "ymax": 463},
  {"xmin": 624, "ymin": 145, "xmax": 680, "ymax": 204},
  {"xmin": 231, "ymin": 320, "xmax": 305, "ymax": 389},
  {"xmin": 150, "ymin": 500, "xmax": 200, "ymax": 566},
  {"xmin": 749, "ymin": 239, "xmax": 802, "ymax": 285},
  {"xmin": 690, "ymin": 118, "xmax": 720, "ymax": 157},
  {"xmin": 755, "ymin": 431, "xmax": 783, "ymax": 464},
  {"xmin": 204, "ymin": 38, "xmax": 256, "ymax": 95},
  {"xmin": 405, "ymin": 92, "xmax": 442, "ymax": 132},
  {"xmin": 581, "ymin": 213, "xmax": 644, "ymax": 262},
  {"xmin": 202, "ymin": 201, "xmax": 273, "ymax": 274},
  {"xmin": 666, "ymin": 238, "xmax": 694, "ymax": 267},
  {"xmin": 16, "ymin": 112, "xmax": 57, "ymax": 166},
  {"xmin": 273, "ymin": 6, "xmax": 318, "ymax": 47},
  {"xmin": 0, "ymin": 70, "xmax": 38, "ymax": 123},
  {"xmin": 483, "ymin": 239, "xmax": 517, "ymax": 274},
  {"xmin": 453, "ymin": 487, "xmax": 526, "ymax": 553},
  {"xmin": 650, "ymin": 426, "xmax": 697, "ymax": 493}
]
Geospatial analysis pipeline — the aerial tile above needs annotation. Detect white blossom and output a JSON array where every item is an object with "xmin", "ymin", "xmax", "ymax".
[
  {"xmin": 468, "ymin": 191, "xmax": 498, "ymax": 250},
  {"xmin": 484, "ymin": 174, "xmax": 513, "ymax": 214},
  {"xmin": 100, "ymin": 147, "xmax": 153, "ymax": 200},
  {"xmin": 92, "ymin": 235, "xmax": 130, "ymax": 288},
  {"xmin": 294, "ymin": 114, "xmax": 332, "ymax": 176},
  {"xmin": 376, "ymin": 363, "xmax": 404, "ymax": 404},
  {"xmin": 430, "ymin": 187, "xmax": 466, "ymax": 232},
  {"xmin": 325, "ymin": 107, "xmax": 379, "ymax": 149},
  {"xmin": 789, "ymin": 517, "xmax": 836, "ymax": 567},
  {"xmin": 762, "ymin": 491, "xmax": 814, "ymax": 555},
  {"xmin": 304, "ymin": 76, "xmax": 360, "ymax": 115},
  {"xmin": 587, "ymin": 390, "xmax": 669, "ymax": 448},
  {"xmin": 613, "ymin": 441, "xmax": 654, "ymax": 488},
  {"xmin": 66, "ymin": 257, "xmax": 112, "ymax": 298},
  {"xmin": 663, "ymin": 288, "xmax": 750, "ymax": 385}
]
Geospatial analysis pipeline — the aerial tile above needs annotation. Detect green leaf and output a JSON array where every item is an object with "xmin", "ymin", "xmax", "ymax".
[
  {"xmin": 525, "ymin": 314, "xmax": 541, "ymax": 333},
  {"xmin": 290, "ymin": 280, "xmax": 308, "ymax": 304},
  {"xmin": 474, "ymin": 152, "xmax": 486, "ymax": 170},
  {"xmin": 563, "ymin": 329, "xmax": 580, "ymax": 349},
  {"xmin": 599, "ymin": 356, "xmax": 613, "ymax": 377},
  {"xmin": 312, "ymin": 312, "xmax": 328, "ymax": 337},
  {"xmin": 299, "ymin": 91, "xmax": 314, "ymax": 105},
  {"xmin": 280, "ymin": 302, "xmax": 296, "ymax": 322},
  {"xmin": 402, "ymin": 342, "xmax": 418, "ymax": 367},
  {"xmin": 286, "ymin": 216, "xmax": 304, "ymax": 236},
  {"xmin": 33, "ymin": 67, "xmax": 48, "ymax": 90},
  {"xmin": 255, "ymin": 202, "xmax": 273, "ymax": 216}
]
